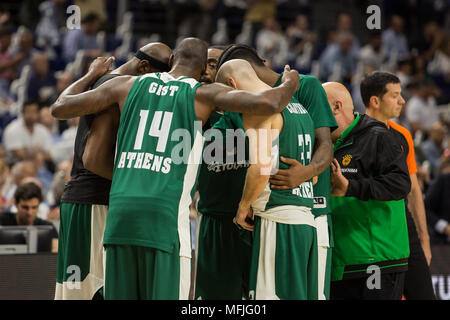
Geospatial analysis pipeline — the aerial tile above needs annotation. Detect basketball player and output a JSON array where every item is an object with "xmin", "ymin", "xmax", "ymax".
[
  {"xmin": 55, "ymin": 42, "xmax": 172, "ymax": 300},
  {"xmin": 216, "ymin": 44, "xmax": 337, "ymax": 300},
  {"xmin": 194, "ymin": 46, "xmax": 252, "ymax": 300},
  {"xmin": 215, "ymin": 59, "xmax": 318, "ymax": 299},
  {"xmin": 50, "ymin": 37, "xmax": 300, "ymax": 299}
]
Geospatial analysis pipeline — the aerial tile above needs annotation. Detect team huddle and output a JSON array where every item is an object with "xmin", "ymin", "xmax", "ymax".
[{"xmin": 50, "ymin": 37, "xmax": 431, "ymax": 300}]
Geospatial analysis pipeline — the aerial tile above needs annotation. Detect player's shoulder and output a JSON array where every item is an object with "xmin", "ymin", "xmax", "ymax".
[{"xmin": 298, "ymin": 74, "xmax": 321, "ymax": 87}]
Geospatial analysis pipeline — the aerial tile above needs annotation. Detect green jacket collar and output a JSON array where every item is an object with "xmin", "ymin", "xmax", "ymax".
[{"xmin": 334, "ymin": 113, "xmax": 360, "ymax": 151}]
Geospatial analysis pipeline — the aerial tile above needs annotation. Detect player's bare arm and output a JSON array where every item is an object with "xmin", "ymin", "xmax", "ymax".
[
  {"xmin": 234, "ymin": 114, "xmax": 276, "ymax": 231},
  {"xmin": 82, "ymin": 106, "xmax": 121, "ymax": 180},
  {"xmin": 270, "ymin": 127, "xmax": 333, "ymax": 190},
  {"xmin": 51, "ymin": 57, "xmax": 134, "ymax": 119},
  {"xmin": 195, "ymin": 65, "xmax": 299, "ymax": 124}
]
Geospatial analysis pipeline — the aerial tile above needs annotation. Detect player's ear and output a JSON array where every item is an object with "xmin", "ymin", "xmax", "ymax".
[
  {"xmin": 228, "ymin": 77, "xmax": 238, "ymax": 89},
  {"xmin": 168, "ymin": 54, "xmax": 174, "ymax": 69},
  {"xmin": 138, "ymin": 60, "xmax": 151, "ymax": 75}
]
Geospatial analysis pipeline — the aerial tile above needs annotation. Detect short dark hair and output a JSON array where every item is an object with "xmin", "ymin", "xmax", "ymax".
[
  {"xmin": 216, "ymin": 44, "xmax": 265, "ymax": 71},
  {"xmin": 360, "ymin": 71, "xmax": 401, "ymax": 107},
  {"xmin": 14, "ymin": 182, "xmax": 42, "ymax": 204},
  {"xmin": 22, "ymin": 100, "xmax": 40, "ymax": 112}
]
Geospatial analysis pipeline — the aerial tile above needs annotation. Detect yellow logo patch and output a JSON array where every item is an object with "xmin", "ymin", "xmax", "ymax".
[{"xmin": 342, "ymin": 154, "xmax": 352, "ymax": 166}]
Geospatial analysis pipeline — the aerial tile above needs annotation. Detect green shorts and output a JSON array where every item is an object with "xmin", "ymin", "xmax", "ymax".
[
  {"xmin": 193, "ymin": 212, "xmax": 252, "ymax": 300},
  {"xmin": 104, "ymin": 243, "xmax": 191, "ymax": 300},
  {"xmin": 55, "ymin": 203, "xmax": 108, "ymax": 300},
  {"xmin": 249, "ymin": 215, "xmax": 318, "ymax": 300}
]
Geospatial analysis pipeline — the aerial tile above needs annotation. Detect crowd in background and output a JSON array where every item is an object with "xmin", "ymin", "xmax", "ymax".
[{"xmin": 0, "ymin": 0, "xmax": 448, "ymax": 243}]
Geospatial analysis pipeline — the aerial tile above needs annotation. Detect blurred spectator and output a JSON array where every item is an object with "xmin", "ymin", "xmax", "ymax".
[
  {"xmin": 425, "ymin": 154, "xmax": 450, "ymax": 244},
  {"xmin": 0, "ymin": 181, "xmax": 57, "ymax": 238},
  {"xmin": 358, "ymin": 31, "xmax": 384, "ymax": 71},
  {"xmin": 62, "ymin": 12, "xmax": 102, "ymax": 63},
  {"xmin": 10, "ymin": 27, "xmax": 36, "ymax": 77},
  {"xmin": 74, "ymin": 0, "xmax": 107, "ymax": 23},
  {"xmin": 35, "ymin": 0, "xmax": 68, "ymax": 50},
  {"xmin": 396, "ymin": 59, "xmax": 413, "ymax": 90},
  {"xmin": 46, "ymin": 160, "xmax": 72, "ymax": 230},
  {"xmin": 405, "ymin": 80, "xmax": 440, "ymax": 135},
  {"xmin": 421, "ymin": 21, "xmax": 445, "ymax": 63},
  {"xmin": 45, "ymin": 71, "xmax": 74, "ymax": 134},
  {"xmin": 286, "ymin": 14, "xmax": 316, "ymax": 71},
  {"xmin": 427, "ymin": 36, "xmax": 450, "ymax": 103},
  {"xmin": 18, "ymin": 176, "xmax": 50, "ymax": 220},
  {"xmin": 27, "ymin": 52, "xmax": 56, "ymax": 102},
  {"xmin": 243, "ymin": 0, "xmax": 276, "ymax": 43},
  {"xmin": 420, "ymin": 121, "xmax": 447, "ymax": 178},
  {"xmin": 3, "ymin": 100, "xmax": 52, "ymax": 165},
  {"xmin": 335, "ymin": 12, "xmax": 359, "ymax": 56},
  {"xmin": 255, "ymin": 16, "xmax": 288, "ymax": 71},
  {"xmin": 2, "ymin": 160, "xmax": 37, "ymax": 209},
  {"xmin": 39, "ymin": 106, "xmax": 60, "ymax": 143},
  {"xmin": 0, "ymin": 25, "xmax": 25, "ymax": 104},
  {"xmin": 50, "ymin": 116, "xmax": 78, "ymax": 164},
  {"xmin": 0, "ymin": 159, "xmax": 9, "ymax": 211},
  {"xmin": 319, "ymin": 31, "xmax": 357, "ymax": 85},
  {"xmin": 382, "ymin": 15, "xmax": 409, "ymax": 65}
]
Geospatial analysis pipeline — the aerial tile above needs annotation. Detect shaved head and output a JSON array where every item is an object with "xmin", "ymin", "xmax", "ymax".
[
  {"xmin": 322, "ymin": 82, "xmax": 355, "ymax": 142},
  {"xmin": 139, "ymin": 42, "xmax": 172, "ymax": 67},
  {"xmin": 215, "ymin": 59, "xmax": 260, "ymax": 86},
  {"xmin": 173, "ymin": 37, "xmax": 208, "ymax": 73},
  {"xmin": 322, "ymin": 82, "xmax": 354, "ymax": 114}
]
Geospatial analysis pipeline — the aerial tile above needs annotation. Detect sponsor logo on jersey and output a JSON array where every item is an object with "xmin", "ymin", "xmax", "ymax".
[{"xmin": 342, "ymin": 154, "xmax": 352, "ymax": 166}]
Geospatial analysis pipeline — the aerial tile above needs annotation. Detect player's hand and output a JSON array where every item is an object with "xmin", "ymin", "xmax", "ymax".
[
  {"xmin": 269, "ymin": 156, "xmax": 314, "ymax": 190},
  {"xmin": 330, "ymin": 158, "xmax": 349, "ymax": 196},
  {"xmin": 420, "ymin": 237, "xmax": 432, "ymax": 266},
  {"xmin": 88, "ymin": 56, "xmax": 115, "ymax": 79},
  {"xmin": 281, "ymin": 65, "xmax": 299, "ymax": 87},
  {"xmin": 234, "ymin": 206, "xmax": 254, "ymax": 232}
]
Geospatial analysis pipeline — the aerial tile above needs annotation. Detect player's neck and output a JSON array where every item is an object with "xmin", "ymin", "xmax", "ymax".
[
  {"xmin": 255, "ymin": 67, "xmax": 281, "ymax": 87},
  {"xmin": 169, "ymin": 65, "xmax": 200, "ymax": 81},
  {"xmin": 238, "ymin": 79, "xmax": 271, "ymax": 93}
]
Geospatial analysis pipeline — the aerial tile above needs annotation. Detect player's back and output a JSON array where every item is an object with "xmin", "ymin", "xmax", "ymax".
[
  {"xmin": 104, "ymin": 72, "xmax": 203, "ymax": 257},
  {"xmin": 256, "ymin": 99, "xmax": 316, "ymax": 212}
]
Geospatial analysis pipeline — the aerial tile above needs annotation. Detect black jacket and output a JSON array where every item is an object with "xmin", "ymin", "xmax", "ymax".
[{"xmin": 334, "ymin": 114, "xmax": 411, "ymax": 201}]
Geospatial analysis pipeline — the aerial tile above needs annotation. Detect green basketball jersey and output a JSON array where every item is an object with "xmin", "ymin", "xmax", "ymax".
[
  {"xmin": 274, "ymin": 74, "xmax": 337, "ymax": 216},
  {"xmin": 253, "ymin": 99, "xmax": 316, "ymax": 211},
  {"xmin": 104, "ymin": 72, "xmax": 203, "ymax": 258},
  {"xmin": 197, "ymin": 112, "xmax": 250, "ymax": 216}
]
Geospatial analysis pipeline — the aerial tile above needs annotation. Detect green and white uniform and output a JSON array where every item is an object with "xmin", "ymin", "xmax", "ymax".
[
  {"xmin": 103, "ymin": 72, "xmax": 203, "ymax": 300},
  {"xmin": 275, "ymin": 74, "xmax": 337, "ymax": 300},
  {"xmin": 245, "ymin": 98, "xmax": 318, "ymax": 300},
  {"xmin": 193, "ymin": 113, "xmax": 252, "ymax": 300}
]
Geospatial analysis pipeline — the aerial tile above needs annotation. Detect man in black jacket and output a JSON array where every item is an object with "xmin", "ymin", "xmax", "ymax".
[{"xmin": 324, "ymin": 82, "xmax": 412, "ymax": 300}]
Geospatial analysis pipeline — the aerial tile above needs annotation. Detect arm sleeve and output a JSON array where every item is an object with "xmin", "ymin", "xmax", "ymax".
[
  {"xmin": 296, "ymin": 75, "xmax": 337, "ymax": 131},
  {"xmin": 346, "ymin": 131, "xmax": 412, "ymax": 201}
]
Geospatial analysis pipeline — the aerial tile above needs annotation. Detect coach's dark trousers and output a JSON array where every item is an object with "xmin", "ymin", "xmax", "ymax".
[{"xmin": 330, "ymin": 272, "xmax": 406, "ymax": 300}]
